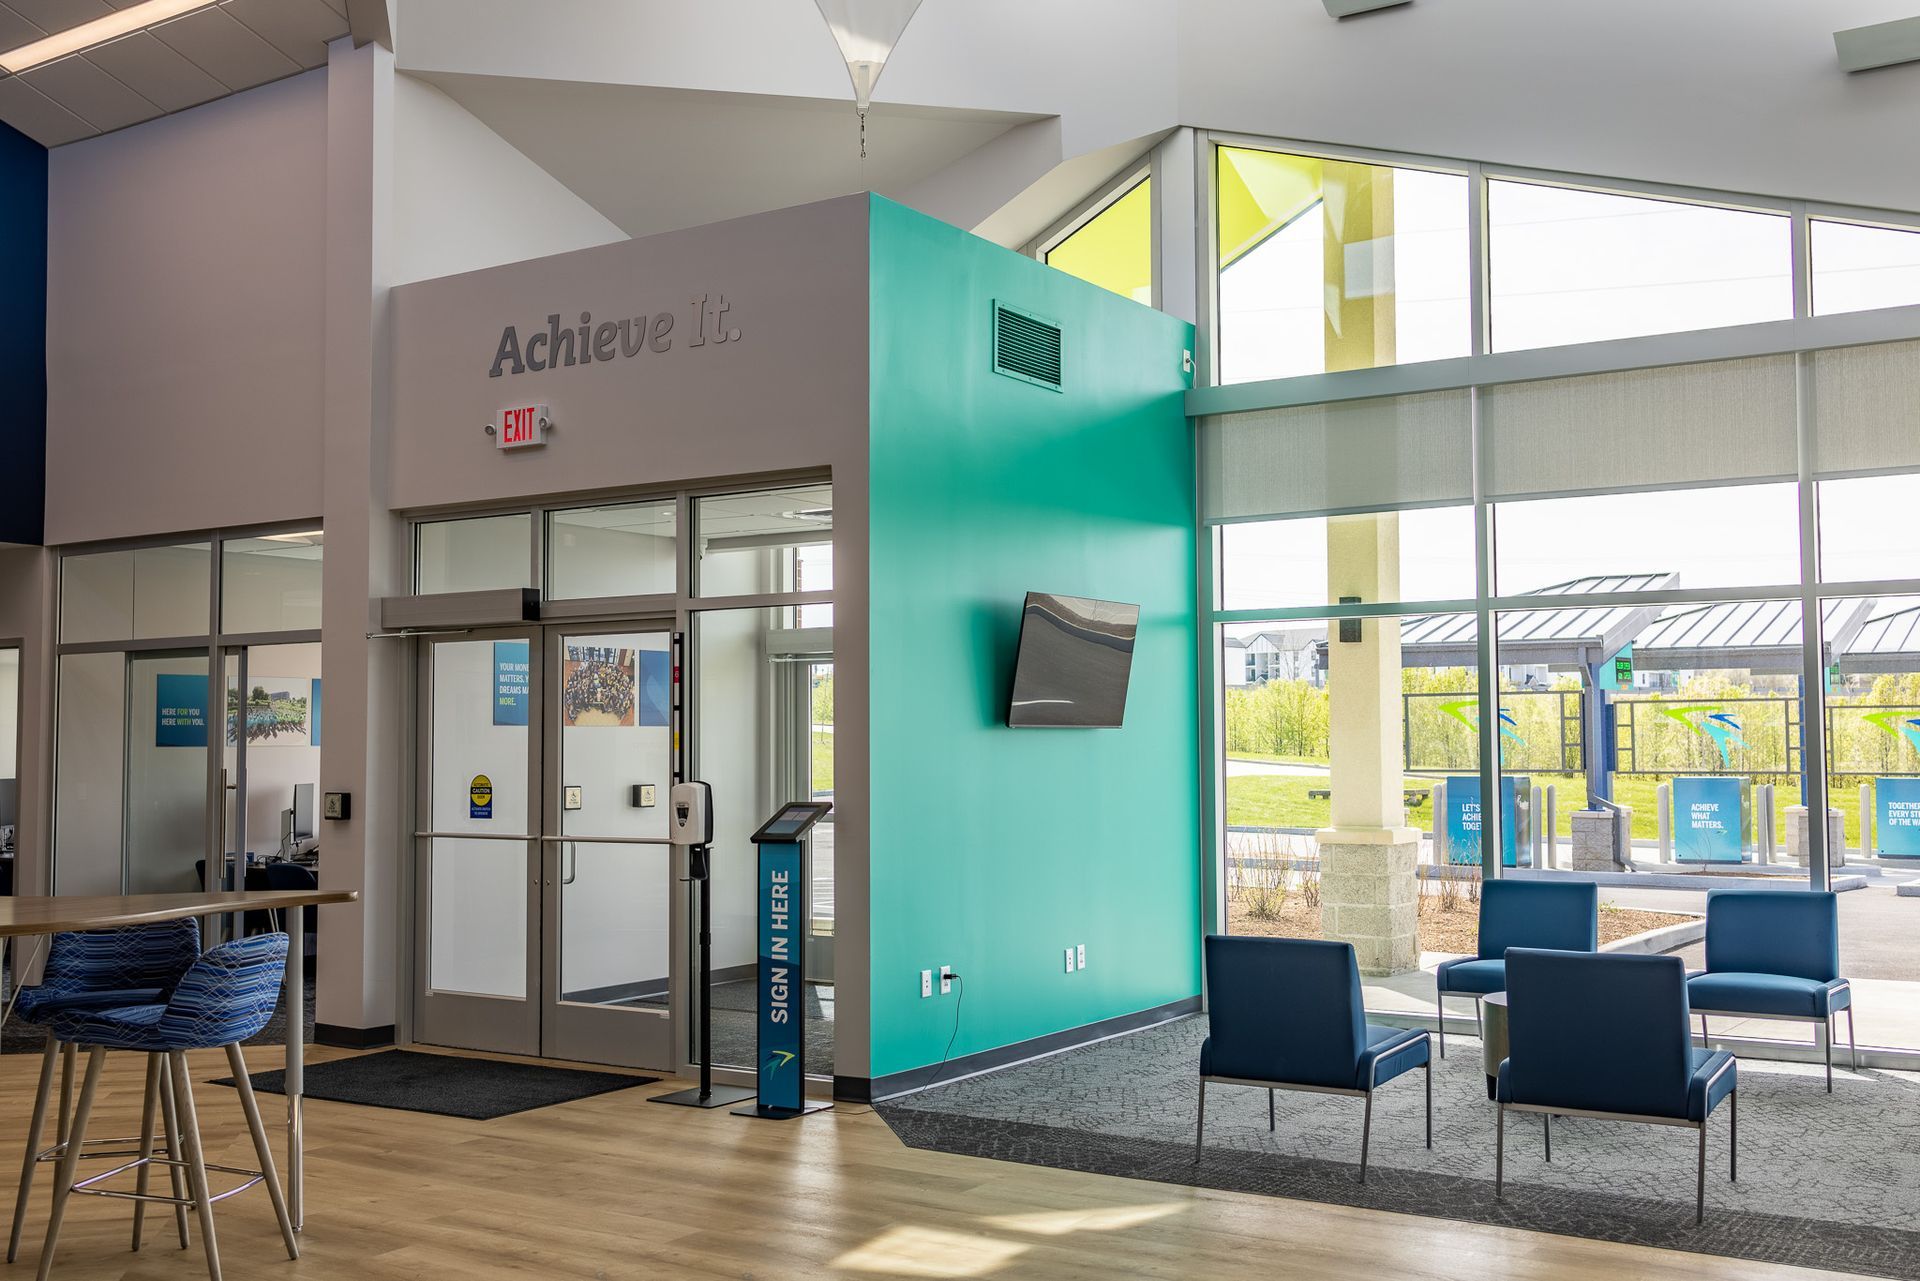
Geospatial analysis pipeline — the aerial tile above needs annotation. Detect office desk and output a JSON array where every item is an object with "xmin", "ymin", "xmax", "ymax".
[{"xmin": 0, "ymin": 889, "xmax": 358, "ymax": 1232}]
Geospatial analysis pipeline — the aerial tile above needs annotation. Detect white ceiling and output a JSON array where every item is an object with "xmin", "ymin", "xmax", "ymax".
[
  {"xmin": 416, "ymin": 70, "xmax": 1041, "ymax": 239},
  {"xmin": 0, "ymin": 0, "xmax": 347, "ymax": 145}
]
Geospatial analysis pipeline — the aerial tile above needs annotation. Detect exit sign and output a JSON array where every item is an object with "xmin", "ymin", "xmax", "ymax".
[{"xmin": 497, "ymin": 404, "xmax": 549, "ymax": 450}]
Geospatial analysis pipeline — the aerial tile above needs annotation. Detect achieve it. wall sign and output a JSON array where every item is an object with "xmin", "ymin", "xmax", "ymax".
[{"xmin": 488, "ymin": 293, "xmax": 742, "ymax": 378}]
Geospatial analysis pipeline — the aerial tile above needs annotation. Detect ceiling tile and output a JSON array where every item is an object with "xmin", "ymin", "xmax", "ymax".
[
  {"xmin": 149, "ymin": 4, "xmax": 296, "ymax": 89},
  {"xmin": 222, "ymin": 0, "xmax": 346, "ymax": 70},
  {"xmin": 84, "ymin": 29, "xmax": 226, "ymax": 112},
  {"xmin": 0, "ymin": 73, "xmax": 95, "ymax": 144},
  {"xmin": 4, "ymin": 0, "xmax": 113, "ymax": 33},
  {"xmin": 20, "ymin": 51, "xmax": 160, "ymax": 131},
  {"xmin": 0, "ymin": 7, "xmax": 49, "ymax": 55},
  {"xmin": 315, "ymin": 0, "xmax": 345, "ymax": 16}
]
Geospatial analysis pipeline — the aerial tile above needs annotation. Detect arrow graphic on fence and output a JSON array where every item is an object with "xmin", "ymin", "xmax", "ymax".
[
  {"xmin": 1438, "ymin": 699, "xmax": 1526, "ymax": 746},
  {"xmin": 1864, "ymin": 710, "xmax": 1920, "ymax": 756},
  {"xmin": 1660, "ymin": 704, "xmax": 1745, "ymax": 768}
]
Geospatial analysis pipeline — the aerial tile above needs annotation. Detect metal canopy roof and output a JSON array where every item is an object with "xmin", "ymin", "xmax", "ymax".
[
  {"xmin": 1398, "ymin": 573, "xmax": 1675, "ymax": 669},
  {"xmin": 1837, "ymin": 603, "xmax": 1920, "ymax": 673},
  {"xmin": 1633, "ymin": 597, "xmax": 1877, "ymax": 674}
]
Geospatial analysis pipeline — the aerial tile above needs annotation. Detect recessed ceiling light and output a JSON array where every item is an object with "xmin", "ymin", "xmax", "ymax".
[{"xmin": 0, "ymin": 0, "xmax": 222, "ymax": 76}]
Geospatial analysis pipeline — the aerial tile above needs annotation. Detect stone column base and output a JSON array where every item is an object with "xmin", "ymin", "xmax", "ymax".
[
  {"xmin": 1785, "ymin": 806, "xmax": 1846, "ymax": 868},
  {"xmin": 1571, "ymin": 810, "xmax": 1617, "ymax": 872},
  {"xmin": 1316, "ymin": 830, "xmax": 1420, "ymax": 977}
]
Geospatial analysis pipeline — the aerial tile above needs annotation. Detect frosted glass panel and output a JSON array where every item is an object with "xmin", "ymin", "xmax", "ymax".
[
  {"xmin": 547, "ymin": 503, "xmax": 676, "ymax": 600},
  {"xmin": 61, "ymin": 543, "xmax": 210, "ymax": 642},
  {"xmin": 223, "ymin": 533, "xmax": 323, "ymax": 633},
  {"xmin": 416, "ymin": 514, "xmax": 532, "ymax": 595}
]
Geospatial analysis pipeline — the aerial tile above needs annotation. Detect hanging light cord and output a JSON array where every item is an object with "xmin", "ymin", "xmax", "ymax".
[{"xmin": 859, "ymin": 109, "xmax": 868, "ymax": 160}]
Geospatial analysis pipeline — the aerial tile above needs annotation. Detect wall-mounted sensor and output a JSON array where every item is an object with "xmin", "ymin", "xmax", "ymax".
[
  {"xmin": 322, "ymin": 792, "xmax": 350, "ymax": 821},
  {"xmin": 632, "ymin": 784, "xmax": 657, "ymax": 808}
]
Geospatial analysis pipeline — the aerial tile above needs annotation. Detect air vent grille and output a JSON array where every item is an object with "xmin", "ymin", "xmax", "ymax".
[{"xmin": 993, "ymin": 302, "xmax": 1063, "ymax": 391}]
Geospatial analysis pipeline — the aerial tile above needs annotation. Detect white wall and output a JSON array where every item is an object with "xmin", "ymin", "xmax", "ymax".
[
  {"xmin": 44, "ymin": 71, "xmax": 328, "ymax": 546},
  {"xmin": 391, "ymin": 73, "xmax": 626, "ymax": 286}
]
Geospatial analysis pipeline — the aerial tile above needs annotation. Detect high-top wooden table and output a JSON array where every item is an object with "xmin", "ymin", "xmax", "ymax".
[{"xmin": 0, "ymin": 889, "xmax": 358, "ymax": 1231}]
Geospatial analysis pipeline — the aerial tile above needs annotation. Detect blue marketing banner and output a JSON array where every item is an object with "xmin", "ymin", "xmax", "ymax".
[
  {"xmin": 638, "ymin": 648, "xmax": 670, "ymax": 727},
  {"xmin": 310, "ymin": 678, "xmax": 322, "ymax": 747},
  {"xmin": 1673, "ymin": 776, "xmax": 1744, "ymax": 863},
  {"xmin": 155, "ymin": 674, "xmax": 209, "ymax": 747},
  {"xmin": 493, "ymin": 641, "xmax": 530, "ymax": 726},
  {"xmin": 1443, "ymin": 775, "xmax": 1519, "ymax": 867},
  {"xmin": 756, "ymin": 840, "xmax": 805, "ymax": 1113},
  {"xmin": 1876, "ymin": 777, "xmax": 1920, "ymax": 858}
]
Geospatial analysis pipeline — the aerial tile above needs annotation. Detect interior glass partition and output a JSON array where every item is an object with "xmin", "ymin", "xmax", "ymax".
[{"xmin": 1044, "ymin": 175, "xmax": 1152, "ymax": 305}]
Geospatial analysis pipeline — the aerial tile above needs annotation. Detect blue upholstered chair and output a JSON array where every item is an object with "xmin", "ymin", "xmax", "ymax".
[
  {"xmin": 7, "ymin": 920, "xmax": 202, "ymax": 1264},
  {"xmin": 1687, "ymin": 889, "xmax": 1855, "ymax": 1092},
  {"xmin": 1495, "ymin": 948, "xmax": 1737, "ymax": 1225},
  {"xmin": 37, "ymin": 934, "xmax": 298, "ymax": 1281},
  {"xmin": 1433, "ymin": 879, "xmax": 1597, "ymax": 1056},
  {"xmin": 1198, "ymin": 935, "xmax": 1431, "ymax": 1182}
]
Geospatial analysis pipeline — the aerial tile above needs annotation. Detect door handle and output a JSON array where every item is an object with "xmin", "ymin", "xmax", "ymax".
[{"xmin": 561, "ymin": 842, "xmax": 578, "ymax": 886}]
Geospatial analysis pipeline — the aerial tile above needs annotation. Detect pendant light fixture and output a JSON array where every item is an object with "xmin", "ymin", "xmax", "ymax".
[{"xmin": 813, "ymin": 0, "xmax": 926, "ymax": 159}]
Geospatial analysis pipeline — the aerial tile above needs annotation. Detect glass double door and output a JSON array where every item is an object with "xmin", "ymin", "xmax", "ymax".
[{"xmin": 413, "ymin": 624, "xmax": 679, "ymax": 1068}]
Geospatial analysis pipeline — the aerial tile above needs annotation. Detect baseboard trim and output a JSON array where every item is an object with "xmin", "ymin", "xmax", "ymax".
[
  {"xmin": 315, "ymin": 1022, "xmax": 397, "ymax": 1049},
  {"xmin": 843, "ymin": 995, "xmax": 1202, "ymax": 1104}
]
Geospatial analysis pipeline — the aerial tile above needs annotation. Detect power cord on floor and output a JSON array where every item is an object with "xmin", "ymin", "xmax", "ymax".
[{"xmin": 917, "ymin": 973, "xmax": 965, "ymax": 1094}]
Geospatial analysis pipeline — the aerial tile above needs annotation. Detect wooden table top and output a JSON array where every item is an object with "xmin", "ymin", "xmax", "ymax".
[{"xmin": 0, "ymin": 890, "xmax": 359, "ymax": 936}]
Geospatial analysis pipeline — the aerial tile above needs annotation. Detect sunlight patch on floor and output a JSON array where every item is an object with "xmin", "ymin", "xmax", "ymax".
[{"xmin": 831, "ymin": 1226, "xmax": 1030, "ymax": 1277}]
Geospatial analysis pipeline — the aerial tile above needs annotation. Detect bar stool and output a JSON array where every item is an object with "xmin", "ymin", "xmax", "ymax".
[
  {"xmin": 37, "ymin": 934, "xmax": 298, "ymax": 1281},
  {"xmin": 8, "ymin": 919, "xmax": 202, "ymax": 1262}
]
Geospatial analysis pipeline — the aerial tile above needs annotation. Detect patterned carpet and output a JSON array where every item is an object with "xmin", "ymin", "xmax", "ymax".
[{"xmin": 880, "ymin": 1015, "xmax": 1920, "ymax": 1280}]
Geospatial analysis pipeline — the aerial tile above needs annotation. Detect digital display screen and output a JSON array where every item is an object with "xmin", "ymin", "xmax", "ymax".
[
  {"xmin": 761, "ymin": 809, "xmax": 814, "ymax": 838},
  {"xmin": 752, "ymin": 802, "xmax": 831, "ymax": 843},
  {"xmin": 1007, "ymin": 593, "xmax": 1139, "ymax": 728}
]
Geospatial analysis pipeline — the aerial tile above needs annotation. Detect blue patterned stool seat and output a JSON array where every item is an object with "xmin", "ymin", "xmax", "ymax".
[
  {"xmin": 51, "ymin": 934, "xmax": 288, "ymax": 1053},
  {"xmin": 14, "ymin": 920, "xmax": 201, "ymax": 1024}
]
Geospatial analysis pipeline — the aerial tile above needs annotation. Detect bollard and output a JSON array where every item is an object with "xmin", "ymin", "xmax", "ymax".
[
  {"xmin": 1761, "ymin": 784, "xmax": 1776, "ymax": 864},
  {"xmin": 1545, "ymin": 784, "xmax": 1558, "ymax": 869},
  {"xmin": 1430, "ymin": 781, "xmax": 1445, "ymax": 866},
  {"xmin": 1619, "ymin": 805, "xmax": 1634, "ymax": 867},
  {"xmin": 1862, "ymin": 781, "xmax": 1873, "ymax": 859},
  {"xmin": 1531, "ymin": 784, "xmax": 1544, "ymax": 867},
  {"xmin": 1656, "ymin": 782, "xmax": 1671, "ymax": 862}
]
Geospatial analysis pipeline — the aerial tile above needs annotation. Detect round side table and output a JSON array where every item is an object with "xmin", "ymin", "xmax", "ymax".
[{"xmin": 1480, "ymin": 990, "xmax": 1510, "ymax": 1101}]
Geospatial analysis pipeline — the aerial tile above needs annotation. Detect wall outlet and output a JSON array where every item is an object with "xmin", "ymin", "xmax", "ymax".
[
  {"xmin": 920, "ymin": 969, "xmax": 933, "ymax": 998},
  {"xmin": 1064, "ymin": 947, "xmax": 1076, "ymax": 974},
  {"xmin": 1076, "ymin": 944, "xmax": 1086, "ymax": 970},
  {"xmin": 940, "ymin": 965, "xmax": 954, "ymax": 996}
]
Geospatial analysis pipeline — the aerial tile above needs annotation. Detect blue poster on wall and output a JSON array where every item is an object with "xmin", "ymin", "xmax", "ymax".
[
  {"xmin": 310, "ymin": 678, "xmax": 323, "ymax": 747},
  {"xmin": 1674, "ymin": 776, "xmax": 1744, "ymax": 863},
  {"xmin": 155, "ymin": 674, "xmax": 209, "ymax": 747},
  {"xmin": 1876, "ymin": 777, "xmax": 1920, "ymax": 858},
  {"xmin": 493, "ymin": 641, "xmax": 530, "ymax": 726},
  {"xmin": 1443, "ymin": 775, "xmax": 1518, "ymax": 867},
  {"xmin": 638, "ymin": 649, "xmax": 670, "ymax": 727}
]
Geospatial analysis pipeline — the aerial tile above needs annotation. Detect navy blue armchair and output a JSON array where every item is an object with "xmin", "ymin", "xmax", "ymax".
[
  {"xmin": 1497, "ymin": 948, "xmax": 1737, "ymax": 1224},
  {"xmin": 1687, "ymin": 889, "xmax": 1855, "ymax": 1092},
  {"xmin": 1433, "ymin": 878, "xmax": 1597, "ymax": 1056},
  {"xmin": 1199, "ymin": 935, "xmax": 1431, "ymax": 1182}
]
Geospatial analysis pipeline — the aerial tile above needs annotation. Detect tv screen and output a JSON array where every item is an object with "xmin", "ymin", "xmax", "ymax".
[{"xmin": 1007, "ymin": 593, "xmax": 1140, "ymax": 728}]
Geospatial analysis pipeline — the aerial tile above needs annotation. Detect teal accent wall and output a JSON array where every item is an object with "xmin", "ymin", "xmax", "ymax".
[{"xmin": 867, "ymin": 195, "xmax": 1200, "ymax": 1081}]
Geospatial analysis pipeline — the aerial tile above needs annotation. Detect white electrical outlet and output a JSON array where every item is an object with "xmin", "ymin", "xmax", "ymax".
[
  {"xmin": 920, "ymin": 969, "xmax": 933, "ymax": 998},
  {"xmin": 1076, "ymin": 944, "xmax": 1086, "ymax": 970},
  {"xmin": 1064, "ymin": 947, "xmax": 1076, "ymax": 974},
  {"xmin": 940, "ymin": 965, "xmax": 954, "ymax": 996}
]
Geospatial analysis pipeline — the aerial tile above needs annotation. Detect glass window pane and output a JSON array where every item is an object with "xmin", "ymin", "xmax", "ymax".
[
  {"xmin": 416, "ymin": 514, "xmax": 533, "ymax": 594},
  {"xmin": 61, "ymin": 543, "xmax": 210, "ymax": 642},
  {"xmin": 693, "ymin": 484, "xmax": 833, "ymax": 598},
  {"xmin": 546, "ymin": 501, "xmax": 676, "ymax": 600},
  {"xmin": 1219, "ymin": 506, "xmax": 1476, "ymax": 611},
  {"xmin": 1820, "ymin": 473, "xmax": 1920, "ymax": 583},
  {"xmin": 1217, "ymin": 146, "xmax": 1469, "ymax": 384},
  {"xmin": 60, "ymin": 549, "xmax": 133, "ymax": 643},
  {"xmin": 54, "ymin": 651, "xmax": 127, "ymax": 895},
  {"xmin": 1812, "ymin": 219, "xmax": 1920, "ymax": 317},
  {"xmin": 222, "ymin": 531, "xmax": 323, "ymax": 633},
  {"xmin": 1493, "ymin": 484, "xmax": 1800, "ymax": 596},
  {"xmin": 1488, "ymin": 181, "xmax": 1792, "ymax": 352},
  {"xmin": 1045, "ymin": 177, "xmax": 1152, "ymax": 305},
  {"xmin": 126, "ymin": 653, "xmax": 210, "ymax": 894}
]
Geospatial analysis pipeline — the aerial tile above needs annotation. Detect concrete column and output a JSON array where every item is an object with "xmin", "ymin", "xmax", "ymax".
[{"xmin": 316, "ymin": 37, "xmax": 405, "ymax": 1040}]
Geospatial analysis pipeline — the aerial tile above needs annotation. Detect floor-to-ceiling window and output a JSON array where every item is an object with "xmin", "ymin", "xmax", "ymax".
[{"xmin": 1041, "ymin": 170, "xmax": 1153, "ymax": 306}]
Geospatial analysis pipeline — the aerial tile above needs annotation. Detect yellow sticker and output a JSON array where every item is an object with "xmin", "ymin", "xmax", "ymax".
[{"xmin": 469, "ymin": 774, "xmax": 494, "ymax": 817}]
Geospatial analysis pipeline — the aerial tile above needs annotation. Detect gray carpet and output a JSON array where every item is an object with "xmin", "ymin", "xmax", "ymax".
[
  {"xmin": 880, "ymin": 1015, "xmax": 1920, "ymax": 1280},
  {"xmin": 218, "ymin": 1049, "xmax": 657, "ymax": 1120},
  {"xmin": 638, "ymin": 979, "xmax": 836, "ymax": 1074}
]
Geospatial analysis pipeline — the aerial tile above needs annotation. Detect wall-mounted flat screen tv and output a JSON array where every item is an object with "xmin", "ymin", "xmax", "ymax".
[{"xmin": 1007, "ymin": 593, "xmax": 1140, "ymax": 728}]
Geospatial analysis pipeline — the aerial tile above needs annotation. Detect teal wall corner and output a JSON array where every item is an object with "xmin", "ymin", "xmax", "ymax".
[{"xmin": 865, "ymin": 195, "xmax": 1201, "ymax": 1081}]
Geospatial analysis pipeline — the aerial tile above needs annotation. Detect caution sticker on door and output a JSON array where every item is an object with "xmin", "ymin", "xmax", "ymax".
[{"xmin": 470, "ymin": 774, "xmax": 493, "ymax": 819}]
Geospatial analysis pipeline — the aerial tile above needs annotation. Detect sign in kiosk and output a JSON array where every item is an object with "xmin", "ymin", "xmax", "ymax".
[
  {"xmin": 1673, "ymin": 776, "xmax": 1745, "ymax": 864},
  {"xmin": 735, "ymin": 801, "xmax": 834, "ymax": 1120}
]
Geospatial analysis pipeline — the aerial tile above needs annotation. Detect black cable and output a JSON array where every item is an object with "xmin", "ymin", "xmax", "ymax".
[{"xmin": 918, "ymin": 973, "xmax": 965, "ymax": 1094}]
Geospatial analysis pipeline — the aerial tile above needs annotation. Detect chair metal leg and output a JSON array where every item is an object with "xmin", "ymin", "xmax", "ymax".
[
  {"xmin": 1849, "ymin": 1006, "xmax": 1859, "ymax": 1071},
  {"xmin": 1699, "ymin": 1014, "xmax": 1708, "ymax": 1046},
  {"xmin": 55, "ymin": 1043, "xmax": 74, "ymax": 1148},
  {"xmin": 1267, "ymin": 1087, "xmax": 1274, "ymax": 1132},
  {"xmin": 36, "ymin": 1047, "xmax": 104, "ymax": 1281},
  {"xmin": 1543, "ymin": 1112, "xmax": 1551, "ymax": 1162},
  {"xmin": 1193, "ymin": 1079, "xmax": 1206, "ymax": 1164},
  {"xmin": 1436, "ymin": 990, "xmax": 1447, "ymax": 1058},
  {"xmin": 1474, "ymin": 997, "xmax": 1483, "ymax": 1042},
  {"xmin": 1729, "ymin": 1089, "xmax": 1738, "ymax": 1182},
  {"xmin": 225, "ymin": 1044, "xmax": 298, "ymax": 1261},
  {"xmin": 1424, "ymin": 1060, "xmax": 1433, "ymax": 1149},
  {"xmin": 1495, "ymin": 1104, "xmax": 1506, "ymax": 1200},
  {"xmin": 1696, "ymin": 1120, "xmax": 1707, "ymax": 1226},
  {"xmin": 7, "ymin": 1032, "xmax": 60, "ymax": 1264},
  {"xmin": 1359, "ymin": 1092, "xmax": 1374, "ymax": 1184},
  {"xmin": 1824, "ymin": 1016, "xmax": 1834, "ymax": 1093},
  {"xmin": 170, "ymin": 1051, "xmax": 223, "ymax": 1281},
  {"xmin": 158, "ymin": 1056, "xmax": 191, "ymax": 1249},
  {"xmin": 132, "ymin": 1053, "xmax": 161, "ymax": 1251}
]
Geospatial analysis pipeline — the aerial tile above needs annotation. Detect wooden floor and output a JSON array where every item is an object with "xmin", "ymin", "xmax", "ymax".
[{"xmin": 0, "ymin": 1046, "xmax": 1852, "ymax": 1281}]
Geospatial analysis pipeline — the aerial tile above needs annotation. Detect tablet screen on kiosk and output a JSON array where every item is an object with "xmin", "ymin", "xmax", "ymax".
[{"xmin": 752, "ymin": 801, "xmax": 833, "ymax": 843}]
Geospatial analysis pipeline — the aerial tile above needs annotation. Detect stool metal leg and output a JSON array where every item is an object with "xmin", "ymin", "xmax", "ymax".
[
  {"xmin": 132, "ymin": 1053, "xmax": 162, "ymax": 1251},
  {"xmin": 169, "ymin": 1051, "xmax": 223, "ymax": 1281},
  {"xmin": 36, "ymin": 1046, "xmax": 104, "ymax": 1281},
  {"xmin": 225, "ymin": 1044, "xmax": 298, "ymax": 1261},
  {"xmin": 55, "ymin": 1044, "xmax": 74, "ymax": 1149},
  {"xmin": 157, "ymin": 1056, "xmax": 191, "ymax": 1249},
  {"xmin": 7, "ymin": 1033, "xmax": 60, "ymax": 1263}
]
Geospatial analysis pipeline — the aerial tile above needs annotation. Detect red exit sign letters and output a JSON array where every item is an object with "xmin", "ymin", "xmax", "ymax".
[{"xmin": 497, "ymin": 404, "xmax": 549, "ymax": 451}]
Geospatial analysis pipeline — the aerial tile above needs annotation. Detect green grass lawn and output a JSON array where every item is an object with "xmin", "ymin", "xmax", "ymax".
[
  {"xmin": 1226, "ymin": 768, "xmax": 1871, "ymax": 844},
  {"xmin": 812, "ymin": 731, "xmax": 834, "ymax": 793}
]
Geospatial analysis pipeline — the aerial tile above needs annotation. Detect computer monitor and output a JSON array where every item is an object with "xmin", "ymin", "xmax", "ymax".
[{"xmin": 291, "ymin": 783, "xmax": 316, "ymax": 842}]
